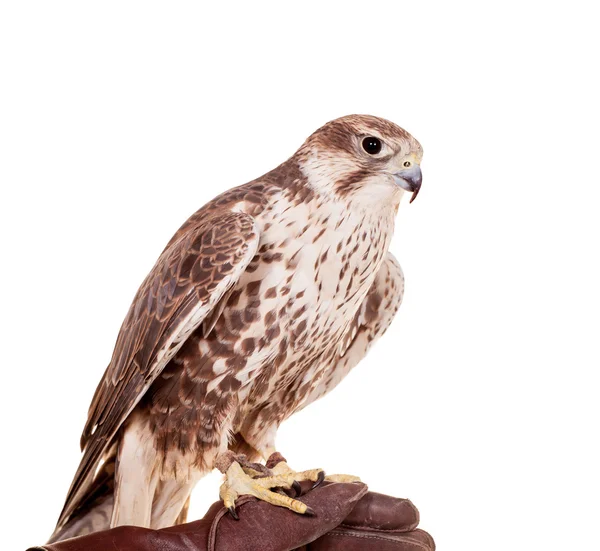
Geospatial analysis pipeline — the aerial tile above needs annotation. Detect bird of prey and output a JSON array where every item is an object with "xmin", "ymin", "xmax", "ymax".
[{"xmin": 49, "ymin": 114, "xmax": 423, "ymax": 543}]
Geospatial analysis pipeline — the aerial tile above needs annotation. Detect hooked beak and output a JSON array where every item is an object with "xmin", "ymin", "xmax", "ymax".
[{"xmin": 393, "ymin": 164, "xmax": 422, "ymax": 203}]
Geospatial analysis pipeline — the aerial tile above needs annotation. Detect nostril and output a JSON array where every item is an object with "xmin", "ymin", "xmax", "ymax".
[{"xmin": 403, "ymin": 161, "xmax": 411, "ymax": 167}]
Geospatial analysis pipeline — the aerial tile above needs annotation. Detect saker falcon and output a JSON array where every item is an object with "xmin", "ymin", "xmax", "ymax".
[{"xmin": 49, "ymin": 114, "xmax": 423, "ymax": 542}]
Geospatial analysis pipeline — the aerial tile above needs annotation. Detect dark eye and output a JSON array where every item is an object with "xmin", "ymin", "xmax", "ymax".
[{"xmin": 362, "ymin": 136, "xmax": 382, "ymax": 155}]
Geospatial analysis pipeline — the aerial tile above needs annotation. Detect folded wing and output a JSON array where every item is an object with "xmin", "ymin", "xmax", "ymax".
[{"xmin": 56, "ymin": 211, "xmax": 260, "ymax": 530}]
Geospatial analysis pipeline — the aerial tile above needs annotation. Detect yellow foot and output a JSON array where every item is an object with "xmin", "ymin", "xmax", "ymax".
[
  {"xmin": 266, "ymin": 452, "xmax": 360, "ymax": 486},
  {"xmin": 274, "ymin": 465, "xmax": 361, "ymax": 485},
  {"xmin": 219, "ymin": 461, "xmax": 315, "ymax": 519},
  {"xmin": 270, "ymin": 460, "xmax": 326, "ymax": 490}
]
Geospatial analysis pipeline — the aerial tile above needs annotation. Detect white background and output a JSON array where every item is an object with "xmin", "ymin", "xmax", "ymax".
[{"xmin": 1, "ymin": 2, "xmax": 598, "ymax": 550}]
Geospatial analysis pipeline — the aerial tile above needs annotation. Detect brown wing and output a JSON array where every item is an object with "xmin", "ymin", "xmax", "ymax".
[{"xmin": 56, "ymin": 211, "xmax": 259, "ymax": 530}]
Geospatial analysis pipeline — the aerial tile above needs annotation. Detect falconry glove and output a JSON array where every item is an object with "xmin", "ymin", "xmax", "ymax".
[{"xmin": 29, "ymin": 482, "xmax": 434, "ymax": 551}]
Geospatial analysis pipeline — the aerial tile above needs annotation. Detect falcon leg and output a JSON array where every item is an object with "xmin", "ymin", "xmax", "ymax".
[
  {"xmin": 222, "ymin": 431, "xmax": 360, "ymax": 519},
  {"xmin": 216, "ymin": 454, "xmax": 315, "ymax": 517}
]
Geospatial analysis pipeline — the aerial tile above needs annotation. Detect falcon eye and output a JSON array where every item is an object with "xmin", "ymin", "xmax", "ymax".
[{"xmin": 362, "ymin": 137, "xmax": 382, "ymax": 155}]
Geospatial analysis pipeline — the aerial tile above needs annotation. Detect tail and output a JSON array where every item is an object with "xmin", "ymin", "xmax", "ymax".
[{"xmin": 47, "ymin": 451, "xmax": 117, "ymax": 543}]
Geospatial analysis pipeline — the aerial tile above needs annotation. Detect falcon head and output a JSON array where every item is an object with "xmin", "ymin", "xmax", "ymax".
[{"xmin": 298, "ymin": 114, "xmax": 423, "ymax": 206}]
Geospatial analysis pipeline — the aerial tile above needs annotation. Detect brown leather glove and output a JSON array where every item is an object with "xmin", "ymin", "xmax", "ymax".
[
  {"xmin": 29, "ymin": 482, "xmax": 434, "ymax": 551},
  {"xmin": 301, "ymin": 488, "xmax": 434, "ymax": 550}
]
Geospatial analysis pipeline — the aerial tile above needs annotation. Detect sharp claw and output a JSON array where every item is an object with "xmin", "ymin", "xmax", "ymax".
[
  {"xmin": 312, "ymin": 470, "xmax": 326, "ymax": 490},
  {"xmin": 227, "ymin": 506, "xmax": 239, "ymax": 520},
  {"xmin": 304, "ymin": 505, "xmax": 316, "ymax": 517},
  {"xmin": 292, "ymin": 480, "xmax": 302, "ymax": 496}
]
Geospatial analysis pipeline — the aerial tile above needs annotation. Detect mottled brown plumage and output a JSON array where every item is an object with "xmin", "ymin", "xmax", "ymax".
[{"xmin": 50, "ymin": 114, "xmax": 422, "ymax": 542}]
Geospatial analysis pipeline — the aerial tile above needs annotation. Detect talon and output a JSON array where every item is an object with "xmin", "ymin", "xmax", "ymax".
[
  {"xmin": 312, "ymin": 470, "xmax": 326, "ymax": 490},
  {"xmin": 292, "ymin": 480, "xmax": 302, "ymax": 496},
  {"xmin": 227, "ymin": 506, "xmax": 239, "ymax": 520},
  {"xmin": 304, "ymin": 505, "xmax": 316, "ymax": 517}
]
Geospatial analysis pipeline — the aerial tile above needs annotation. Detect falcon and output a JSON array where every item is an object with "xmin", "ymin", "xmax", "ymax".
[{"xmin": 49, "ymin": 114, "xmax": 423, "ymax": 542}]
